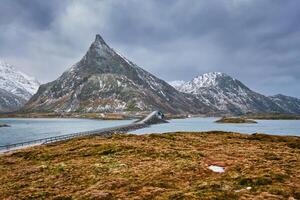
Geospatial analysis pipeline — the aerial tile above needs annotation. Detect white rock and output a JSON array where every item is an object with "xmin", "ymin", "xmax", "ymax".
[{"xmin": 208, "ymin": 165, "xmax": 225, "ymax": 173}]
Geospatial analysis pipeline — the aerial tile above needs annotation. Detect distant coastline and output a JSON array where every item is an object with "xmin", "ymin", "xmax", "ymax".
[
  {"xmin": 1, "ymin": 112, "xmax": 300, "ymax": 121},
  {"xmin": 242, "ymin": 113, "xmax": 300, "ymax": 120}
]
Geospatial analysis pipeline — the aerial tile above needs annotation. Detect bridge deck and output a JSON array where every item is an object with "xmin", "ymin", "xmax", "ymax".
[{"xmin": 0, "ymin": 111, "xmax": 165, "ymax": 153}]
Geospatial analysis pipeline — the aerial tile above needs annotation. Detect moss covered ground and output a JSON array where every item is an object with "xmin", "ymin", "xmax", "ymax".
[{"xmin": 0, "ymin": 132, "xmax": 299, "ymax": 199}]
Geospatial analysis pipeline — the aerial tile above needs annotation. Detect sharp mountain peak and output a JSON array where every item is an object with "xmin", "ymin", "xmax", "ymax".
[
  {"xmin": 21, "ymin": 35, "xmax": 300, "ymax": 115},
  {"xmin": 24, "ymin": 34, "xmax": 211, "ymax": 114},
  {"xmin": 192, "ymin": 72, "xmax": 234, "ymax": 82},
  {"xmin": 95, "ymin": 34, "xmax": 106, "ymax": 43},
  {"xmin": 91, "ymin": 34, "xmax": 111, "ymax": 51}
]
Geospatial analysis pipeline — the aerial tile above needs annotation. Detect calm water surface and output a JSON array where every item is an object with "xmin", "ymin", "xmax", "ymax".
[
  {"xmin": 0, "ymin": 117, "xmax": 299, "ymax": 146},
  {"xmin": 130, "ymin": 117, "xmax": 300, "ymax": 136},
  {"xmin": 0, "ymin": 118, "xmax": 134, "ymax": 146}
]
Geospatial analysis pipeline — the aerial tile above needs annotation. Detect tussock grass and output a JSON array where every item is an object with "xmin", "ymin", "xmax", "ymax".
[{"xmin": 0, "ymin": 132, "xmax": 299, "ymax": 199}]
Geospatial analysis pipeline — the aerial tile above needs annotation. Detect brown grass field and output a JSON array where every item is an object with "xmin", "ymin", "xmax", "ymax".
[{"xmin": 0, "ymin": 132, "xmax": 299, "ymax": 199}]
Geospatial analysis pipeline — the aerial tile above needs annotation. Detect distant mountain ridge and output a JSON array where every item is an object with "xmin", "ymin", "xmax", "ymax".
[
  {"xmin": 0, "ymin": 60, "xmax": 40, "ymax": 99},
  {"xmin": 24, "ymin": 35, "xmax": 213, "ymax": 114},
  {"xmin": 269, "ymin": 94, "xmax": 300, "ymax": 114},
  {"xmin": 0, "ymin": 89, "xmax": 27, "ymax": 112},
  {"xmin": 170, "ymin": 72, "xmax": 300, "ymax": 114},
  {"xmin": 0, "ymin": 60, "xmax": 40, "ymax": 112},
  {"xmin": 17, "ymin": 34, "xmax": 300, "ymax": 115}
]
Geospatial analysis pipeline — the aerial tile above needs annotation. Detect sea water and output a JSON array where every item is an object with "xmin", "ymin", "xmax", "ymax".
[
  {"xmin": 130, "ymin": 117, "xmax": 300, "ymax": 136},
  {"xmin": 0, "ymin": 117, "xmax": 299, "ymax": 146},
  {"xmin": 0, "ymin": 118, "xmax": 134, "ymax": 146}
]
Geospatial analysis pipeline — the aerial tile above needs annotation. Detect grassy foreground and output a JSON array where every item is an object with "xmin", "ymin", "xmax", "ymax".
[{"xmin": 0, "ymin": 132, "xmax": 299, "ymax": 199}]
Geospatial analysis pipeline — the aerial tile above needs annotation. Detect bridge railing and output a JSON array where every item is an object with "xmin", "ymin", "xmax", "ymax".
[
  {"xmin": 0, "ymin": 130, "xmax": 90, "ymax": 151},
  {"xmin": 0, "ymin": 111, "xmax": 164, "ymax": 152},
  {"xmin": 0, "ymin": 123, "xmax": 147, "ymax": 151}
]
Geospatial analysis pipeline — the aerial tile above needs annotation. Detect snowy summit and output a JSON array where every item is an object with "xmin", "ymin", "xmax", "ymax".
[
  {"xmin": 0, "ymin": 60, "xmax": 40, "ymax": 112},
  {"xmin": 170, "ymin": 72, "xmax": 234, "ymax": 93},
  {"xmin": 0, "ymin": 60, "xmax": 40, "ymax": 100},
  {"xmin": 170, "ymin": 72, "xmax": 293, "ymax": 114},
  {"xmin": 24, "ymin": 34, "xmax": 212, "ymax": 114}
]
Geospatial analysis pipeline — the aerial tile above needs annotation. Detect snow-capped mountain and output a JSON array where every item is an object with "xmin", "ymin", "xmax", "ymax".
[
  {"xmin": 0, "ymin": 89, "xmax": 27, "ymax": 112},
  {"xmin": 0, "ymin": 60, "xmax": 40, "ymax": 112},
  {"xmin": 269, "ymin": 94, "xmax": 300, "ymax": 114},
  {"xmin": 0, "ymin": 60, "xmax": 40, "ymax": 100},
  {"xmin": 168, "ymin": 80, "xmax": 186, "ymax": 89},
  {"xmin": 24, "ymin": 34, "xmax": 213, "ymax": 114},
  {"xmin": 172, "ymin": 72, "xmax": 229, "ymax": 93},
  {"xmin": 170, "ymin": 72, "xmax": 286, "ymax": 114}
]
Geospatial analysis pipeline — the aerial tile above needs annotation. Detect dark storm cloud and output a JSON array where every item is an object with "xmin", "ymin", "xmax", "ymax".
[
  {"xmin": 0, "ymin": 0, "xmax": 299, "ymax": 97},
  {"xmin": 0, "ymin": 0, "xmax": 59, "ymax": 28}
]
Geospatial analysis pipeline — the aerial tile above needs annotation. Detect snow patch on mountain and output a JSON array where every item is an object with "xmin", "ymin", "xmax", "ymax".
[
  {"xmin": 0, "ymin": 88, "xmax": 26, "ymax": 112},
  {"xmin": 173, "ymin": 72, "xmax": 238, "ymax": 94},
  {"xmin": 24, "ymin": 34, "xmax": 212, "ymax": 114},
  {"xmin": 269, "ymin": 94, "xmax": 300, "ymax": 114},
  {"xmin": 169, "ymin": 80, "xmax": 186, "ymax": 89},
  {"xmin": 191, "ymin": 72, "xmax": 227, "ymax": 87},
  {"xmin": 171, "ymin": 72, "xmax": 285, "ymax": 114},
  {"xmin": 0, "ymin": 60, "xmax": 40, "ymax": 100}
]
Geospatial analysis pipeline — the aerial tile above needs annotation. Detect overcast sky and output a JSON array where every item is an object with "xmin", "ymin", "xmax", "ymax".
[{"xmin": 0, "ymin": 0, "xmax": 299, "ymax": 97}]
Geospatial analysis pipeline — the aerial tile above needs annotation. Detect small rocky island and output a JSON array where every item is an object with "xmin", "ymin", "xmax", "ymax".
[
  {"xmin": 0, "ymin": 124, "xmax": 10, "ymax": 127},
  {"xmin": 215, "ymin": 117, "xmax": 257, "ymax": 124}
]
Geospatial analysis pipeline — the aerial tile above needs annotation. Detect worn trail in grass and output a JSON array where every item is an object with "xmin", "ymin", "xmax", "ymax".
[{"xmin": 0, "ymin": 131, "xmax": 299, "ymax": 199}]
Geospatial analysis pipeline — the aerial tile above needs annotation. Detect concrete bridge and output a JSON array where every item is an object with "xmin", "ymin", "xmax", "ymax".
[
  {"xmin": 0, "ymin": 110, "xmax": 167, "ymax": 153},
  {"xmin": 138, "ymin": 110, "xmax": 165, "ymax": 125}
]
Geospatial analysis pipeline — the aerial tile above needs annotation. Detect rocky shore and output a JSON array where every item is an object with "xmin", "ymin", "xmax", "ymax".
[{"xmin": 0, "ymin": 123, "xmax": 10, "ymax": 127}]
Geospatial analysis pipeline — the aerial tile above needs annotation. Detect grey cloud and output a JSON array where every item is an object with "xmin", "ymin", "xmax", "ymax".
[{"xmin": 0, "ymin": 0, "xmax": 299, "ymax": 97}]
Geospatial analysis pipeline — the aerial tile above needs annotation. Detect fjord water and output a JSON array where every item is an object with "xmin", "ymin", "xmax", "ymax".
[
  {"xmin": 0, "ymin": 118, "xmax": 134, "ymax": 146},
  {"xmin": 0, "ymin": 117, "xmax": 299, "ymax": 146},
  {"xmin": 130, "ymin": 117, "xmax": 300, "ymax": 136}
]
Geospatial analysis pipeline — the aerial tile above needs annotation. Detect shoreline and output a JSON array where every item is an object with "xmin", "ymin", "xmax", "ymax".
[
  {"xmin": 1, "ymin": 130, "xmax": 299, "ymax": 154},
  {"xmin": 0, "ymin": 143, "xmax": 42, "ymax": 154},
  {"xmin": 0, "ymin": 112, "xmax": 138, "ymax": 121},
  {"xmin": 1, "ymin": 112, "xmax": 300, "ymax": 121}
]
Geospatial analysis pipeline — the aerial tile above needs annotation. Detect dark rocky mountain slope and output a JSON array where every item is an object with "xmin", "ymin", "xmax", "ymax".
[
  {"xmin": 0, "ymin": 89, "xmax": 26, "ymax": 112},
  {"xmin": 24, "ymin": 35, "xmax": 214, "ymax": 114},
  {"xmin": 269, "ymin": 94, "xmax": 300, "ymax": 114},
  {"xmin": 0, "ymin": 60, "xmax": 39, "ymax": 113},
  {"xmin": 170, "ymin": 72, "xmax": 287, "ymax": 114}
]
